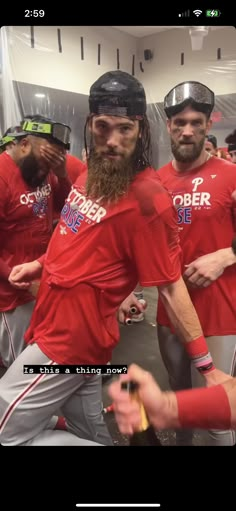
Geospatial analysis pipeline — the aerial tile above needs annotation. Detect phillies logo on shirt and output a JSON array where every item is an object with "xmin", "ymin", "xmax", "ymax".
[
  {"xmin": 192, "ymin": 177, "xmax": 203, "ymax": 191},
  {"xmin": 61, "ymin": 187, "xmax": 107, "ymax": 234},
  {"xmin": 171, "ymin": 177, "xmax": 212, "ymax": 225},
  {"xmin": 172, "ymin": 177, "xmax": 211, "ymax": 208}
]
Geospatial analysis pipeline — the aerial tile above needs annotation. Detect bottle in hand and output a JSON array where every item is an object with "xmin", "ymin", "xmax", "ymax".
[{"xmin": 121, "ymin": 381, "xmax": 162, "ymax": 446}]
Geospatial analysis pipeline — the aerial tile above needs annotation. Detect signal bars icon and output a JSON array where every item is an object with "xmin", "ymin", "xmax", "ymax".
[{"xmin": 178, "ymin": 9, "xmax": 190, "ymax": 17}]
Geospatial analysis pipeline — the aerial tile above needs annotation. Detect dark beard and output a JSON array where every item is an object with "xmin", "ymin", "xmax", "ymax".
[
  {"xmin": 86, "ymin": 151, "xmax": 137, "ymax": 204},
  {"xmin": 18, "ymin": 153, "xmax": 49, "ymax": 188},
  {"xmin": 171, "ymin": 136, "xmax": 205, "ymax": 163}
]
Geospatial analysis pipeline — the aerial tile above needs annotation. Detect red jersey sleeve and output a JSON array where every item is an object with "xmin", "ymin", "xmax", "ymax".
[
  {"xmin": 66, "ymin": 154, "xmax": 86, "ymax": 184},
  {"xmin": 132, "ymin": 183, "xmax": 182, "ymax": 286},
  {"xmin": 0, "ymin": 176, "xmax": 11, "ymax": 279},
  {"xmin": 50, "ymin": 174, "xmax": 72, "ymax": 214}
]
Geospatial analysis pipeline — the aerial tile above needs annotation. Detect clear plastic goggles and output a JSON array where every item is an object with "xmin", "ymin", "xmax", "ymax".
[
  {"xmin": 164, "ymin": 81, "xmax": 214, "ymax": 117},
  {"xmin": 21, "ymin": 120, "xmax": 71, "ymax": 149}
]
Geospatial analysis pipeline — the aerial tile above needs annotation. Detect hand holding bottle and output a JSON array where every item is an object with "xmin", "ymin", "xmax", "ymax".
[
  {"xmin": 109, "ymin": 364, "xmax": 236, "ymax": 434},
  {"xmin": 108, "ymin": 364, "xmax": 169, "ymax": 437},
  {"xmin": 121, "ymin": 380, "xmax": 162, "ymax": 445}
]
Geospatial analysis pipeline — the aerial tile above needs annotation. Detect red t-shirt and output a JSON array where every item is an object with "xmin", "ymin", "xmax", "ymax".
[
  {"xmin": 0, "ymin": 152, "xmax": 71, "ymax": 311},
  {"xmin": 25, "ymin": 167, "xmax": 182, "ymax": 365},
  {"xmin": 53, "ymin": 154, "xmax": 86, "ymax": 222},
  {"xmin": 156, "ymin": 157, "xmax": 236, "ymax": 336},
  {"xmin": 65, "ymin": 154, "xmax": 86, "ymax": 184}
]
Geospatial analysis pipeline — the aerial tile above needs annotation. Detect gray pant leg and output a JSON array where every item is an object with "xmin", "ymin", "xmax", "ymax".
[
  {"xmin": 0, "ymin": 301, "xmax": 35, "ymax": 367},
  {"xmin": 26, "ymin": 430, "xmax": 103, "ymax": 446},
  {"xmin": 0, "ymin": 343, "xmax": 111, "ymax": 446},
  {"xmin": 192, "ymin": 335, "xmax": 236, "ymax": 446},
  {"xmin": 62, "ymin": 374, "xmax": 113, "ymax": 446},
  {"xmin": 157, "ymin": 325, "xmax": 193, "ymax": 446}
]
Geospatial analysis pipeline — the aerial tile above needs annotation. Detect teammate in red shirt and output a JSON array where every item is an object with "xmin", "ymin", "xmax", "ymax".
[
  {"xmin": 52, "ymin": 153, "xmax": 86, "ymax": 227},
  {"xmin": 156, "ymin": 81, "xmax": 236, "ymax": 446},
  {"xmin": 0, "ymin": 71, "xmax": 227, "ymax": 446},
  {"xmin": 66, "ymin": 153, "xmax": 86, "ymax": 183},
  {"xmin": 0, "ymin": 116, "xmax": 72, "ymax": 367}
]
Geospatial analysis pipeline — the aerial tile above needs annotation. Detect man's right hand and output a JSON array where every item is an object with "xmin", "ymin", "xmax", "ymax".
[
  {"xmin": 8, "ymin": 260, "xmax": 43, "ymax": 290},
  {"xmin": 108, "ymin": 364, "xmax": 172, "ymax": 433},
  {"xmin": 118, "ymin": 292, "xmax": 144, "ymax": 324}
]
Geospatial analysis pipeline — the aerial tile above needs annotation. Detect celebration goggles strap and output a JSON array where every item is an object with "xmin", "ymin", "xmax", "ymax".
[
  {"xmin": 164, "ymin": 81, "xmax": 215, "ymax": 117},
  {"xmin": 21, "ymin": 120, "xmax": 71, "ymax": 149},
  {"xmin": 0, "ymin": 135, "xmax": 16, "ymax": 148},
  {"xmin": 0, "ymin": 125, "xmax": 32, "ymax": 147}
]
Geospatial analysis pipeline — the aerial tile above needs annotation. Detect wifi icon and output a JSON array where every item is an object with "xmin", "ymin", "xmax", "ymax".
[{"xmin": 193, "ymin": 9, "xmax": 202, "ymax": 16}]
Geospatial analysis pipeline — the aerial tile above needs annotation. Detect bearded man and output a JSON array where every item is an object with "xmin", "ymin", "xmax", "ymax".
[
  {"xmin": 0, "ymin": 71, "xmax": 227, "ymax": 446},
  {"xmin": 155, "ymin": 81, "xmax": 236, "ymax": 446},
  {"xmin": 0, "ymin": 115, "xmax": 71, "ymax": 367}
]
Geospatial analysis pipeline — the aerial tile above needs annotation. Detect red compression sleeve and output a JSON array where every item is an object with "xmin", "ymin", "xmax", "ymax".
[{"xmin": 176, "ymin": 385, "xmax": 231, "ymax": 430}]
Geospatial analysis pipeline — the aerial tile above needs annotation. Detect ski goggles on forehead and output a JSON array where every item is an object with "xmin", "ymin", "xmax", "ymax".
[
  {"xmin": 0, "ymin": 135, "xmax": 15, "ymax": 148},
  {"xmin": 164, "ymin": 81, "xmax": 215, "ymax": 117},
  {"xmin": 21, "ymin": 120, "xmax": 71, "ymax": 149},
  {"xmin": 0, "ymin": 130, "xmax": 29, "ymax": 152}
]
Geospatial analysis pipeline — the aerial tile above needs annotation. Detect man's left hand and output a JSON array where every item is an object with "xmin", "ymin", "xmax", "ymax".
[
  {"xmin": 183, "ymin": 250, "xmax": 225, "ymax": 288},
  {"xmin": 204, "ymin": 368, "xmax": 233, "ymax": 387}
]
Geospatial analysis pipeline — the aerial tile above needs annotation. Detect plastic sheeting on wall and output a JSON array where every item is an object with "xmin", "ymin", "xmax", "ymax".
[{"xmin": 1, "ymin": 25, "xmax": 236, "ymax": 167}]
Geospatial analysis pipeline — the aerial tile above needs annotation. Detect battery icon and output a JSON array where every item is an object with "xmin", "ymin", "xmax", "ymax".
[{"xmin": 206, "ymin": 9, "xmax": 221, "ymax": 17}]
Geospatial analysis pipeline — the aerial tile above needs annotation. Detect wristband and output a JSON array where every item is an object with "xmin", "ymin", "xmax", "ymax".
[
  {"xmin": 184, "ymin": 336, "xmax": 215, "ymax": 374},
  {"xmin": 176, "ymin": 385, "xmax": 231, "ymax": 429}
]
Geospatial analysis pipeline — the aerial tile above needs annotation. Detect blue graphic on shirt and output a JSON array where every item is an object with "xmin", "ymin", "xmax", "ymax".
[
  {"xmin": 177, "ymin": 207, "xmax": 192, "ymax": 224},
  {"xmin": 32, "ymin": 198, "xmax": 48, "ymax": 216},
  {"xmin": 61, "ymin": 202, "xmax": 84, "ymax": 233}
]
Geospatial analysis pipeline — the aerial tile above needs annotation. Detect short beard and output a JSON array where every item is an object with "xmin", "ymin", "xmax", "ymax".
[
  {"xmin": 171, "ymin": 136, "xmax": 205, "ymax": 163},
  {"xmin": 86, "ymin": 151, "xmax": 137, "ymax": 204}
]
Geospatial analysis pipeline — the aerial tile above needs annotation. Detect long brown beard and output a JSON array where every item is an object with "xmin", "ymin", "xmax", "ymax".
[{"xmin": 86, "ymin": 151, "xmax": 137, "ymax": 204}]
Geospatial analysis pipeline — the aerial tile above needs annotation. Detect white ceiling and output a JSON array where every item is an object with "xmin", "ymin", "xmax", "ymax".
[
  {"xmin": 112, "ymin": 26, "xmax": 225, "ymax": 38},
  {"xmin": 112, "ymin": 26, "xmax": 185, "ymax": 38}
]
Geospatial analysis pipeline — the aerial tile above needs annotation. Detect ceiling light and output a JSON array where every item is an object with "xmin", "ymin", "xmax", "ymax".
[
  {"xmin": 34, "ymin": 93, "xmax": 45, "ymax": 98},
  {"xmin": 189, "ymin": 26, "xmax": 209, "ymax": 51}
]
